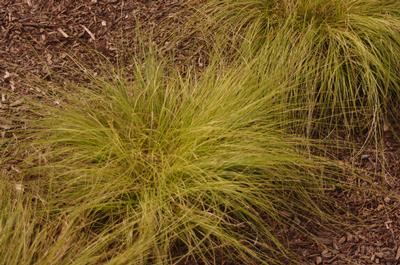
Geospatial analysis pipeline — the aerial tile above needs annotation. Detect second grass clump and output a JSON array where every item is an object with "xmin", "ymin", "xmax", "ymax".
[{"xmin": 205, "ymin": 0, "xmax": 400, "ymax": 138}]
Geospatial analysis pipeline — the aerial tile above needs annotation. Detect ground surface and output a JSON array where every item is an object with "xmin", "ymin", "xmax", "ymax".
[{"xmin": 1, "ymin": 1, "xmax": 400, "ymax": 264}]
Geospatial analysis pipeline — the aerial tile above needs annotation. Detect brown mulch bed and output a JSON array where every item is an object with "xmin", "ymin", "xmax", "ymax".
[
  {"xmin": 292, "ymin": 133, "xmax": 400, "ymax": 265},
  {"xmin": 1, "ymin": 1, "xmax": 400, "ymax": 264},
  {"xmin": 0, "ymin": 0, "xmax": 206, "ymax": 90}
]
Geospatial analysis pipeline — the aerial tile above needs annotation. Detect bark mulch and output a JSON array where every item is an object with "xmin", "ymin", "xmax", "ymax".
[
  {"xmin": 1, "ymin": 1, "xmax": 400, "ymax": 264},
  {"xmin": 292, "ymin": 133, "xmax": 400, "ymax": 265}
]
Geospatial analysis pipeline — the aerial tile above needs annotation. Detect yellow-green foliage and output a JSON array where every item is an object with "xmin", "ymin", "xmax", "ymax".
[
  {"xmin": 25, "ymin": 56, "xmax": 350, "ymax": 264},
  {"xmin": 0, "ymin": 183, "xmax": 34, "ymax": 265},
  {"xmin": 205, "ymin": 0, "xmax": 400, "ymax": 138},
  {"xmin": 0, "ymin": 182, "xmax": 52, "ymax": 265}
]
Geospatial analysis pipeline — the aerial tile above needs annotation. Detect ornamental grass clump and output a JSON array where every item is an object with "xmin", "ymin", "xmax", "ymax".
[
  {"xmin": 27, "ymin": 55, "xmax": 353, "ymax": 264},
  {"xmin": 0, "ymin": 180, "xmax": 75, "ymax": 265},
  {"xmin": 205, "ymin": 0, "xmax": 400, "ymax": 139},
  {"xmin": 0, "ymin": 182, "xmax": 36, "ymax": 265},
  {"xmin": 0, "ymin": 182, "xmax": 49, "ymax": 265}
]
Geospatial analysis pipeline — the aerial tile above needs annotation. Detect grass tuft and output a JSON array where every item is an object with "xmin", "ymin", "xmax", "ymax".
[
  {"xmin": 204, "ymin": 0, "xmax": 400, "ymax": 140},
  {"xmin": 23, "ymin": 55, "xmax": 355, "ymax": 264},
  {"xmin": 0, "ymin": 181, "xmax": 61, "ymax": 265}
]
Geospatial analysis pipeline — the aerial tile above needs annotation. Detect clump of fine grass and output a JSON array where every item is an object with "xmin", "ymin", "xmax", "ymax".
[
  {"xmin": 0, "ymin": 147, "xmax": 96, "ymax": 265},
  {"xmin": 22, "ymin": 52, "xmax": 360, "ymax": 265},
  {"xmin": 0, "ymin": 181, "xmax": 45, "ymax": 265},
  {"xmin": 204, "ymin": 0, "xmax": 400, "ymax": 140},
  {"xmin": 0, "ymin": 180, "xmax": 80, "ymax": 265}
]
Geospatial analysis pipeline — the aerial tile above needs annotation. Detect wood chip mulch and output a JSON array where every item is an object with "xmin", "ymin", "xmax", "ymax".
[{"xmin": 294, "ymin": 134, "xmax": 400, "ymax": 265}]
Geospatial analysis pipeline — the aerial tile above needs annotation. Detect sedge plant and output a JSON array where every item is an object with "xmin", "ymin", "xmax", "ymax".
[
  {"xmin": 204, "ymin": 0, "xmax": 400, "ymax": 140},
  {"xmin": 0, "ymin": 180, "xmax": 82, "ymax": 265},
  {"xmin": 0, "ymin": 181, "xmax": 48, "ymax": 265},
  {"xmin": 25, "ymin": 53, "xmax": 359, "ymax": 265},
  {"xmin": 0, "ymin": 150, "xmax": 110, "ymax": 265}
]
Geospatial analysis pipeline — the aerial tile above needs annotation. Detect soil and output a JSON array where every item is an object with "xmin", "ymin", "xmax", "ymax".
[{"xmin": 1, "ymin": 1, "xmax": 400, "ymax": 264}]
